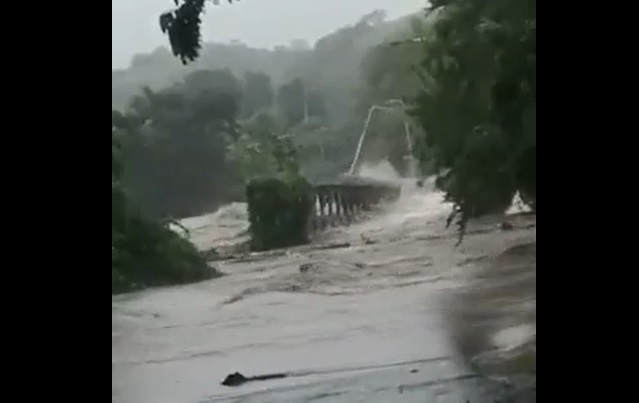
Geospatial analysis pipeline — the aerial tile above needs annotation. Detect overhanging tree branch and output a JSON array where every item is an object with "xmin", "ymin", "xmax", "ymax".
[{"xmin": 160, "ymin": 0, "xmax": 237, "ymax": 64}]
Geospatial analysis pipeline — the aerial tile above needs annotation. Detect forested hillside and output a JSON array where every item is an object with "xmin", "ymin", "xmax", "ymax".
[{"xmin": 113, "ymin": 10, "xmax": 427, "ymax": 221}]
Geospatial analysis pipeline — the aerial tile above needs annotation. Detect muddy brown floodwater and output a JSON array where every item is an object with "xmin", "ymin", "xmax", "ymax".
[{"xmin": 112, "ymin": 183, "xmax": 536, "ymax": 403}]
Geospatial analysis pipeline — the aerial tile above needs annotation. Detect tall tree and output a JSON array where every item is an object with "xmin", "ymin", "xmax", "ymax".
[
  {"xmin": 120, "ymin": 69, "xmax": 243, "ymax": 219},
  {"xmin": 241, "ymin": 72, "xmax": 274, "ymax": 118},
  {"xmin": 276, "ymin": 79, "xmax": 306, "ymax": 127},
  {"xmin": 412, "ymin": 0, "xmax": 536, "ymax": 235},
  {"xmin": 276, "ymin": 79, "xmax": 327, "ymax": 127}
]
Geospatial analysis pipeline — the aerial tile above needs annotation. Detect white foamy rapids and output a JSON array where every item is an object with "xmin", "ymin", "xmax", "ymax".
[
  {"xmin": 171, "ymin": 202, "xmax": 250, "ymax": 251},
  {"xmin": 114, "ymin": 174, "xmax": 535, "ymax": 403},
  {"xmin": 169, "ymin": 171, "xmax": 529, "ymax": 253},
  {"xmin": 505, "ymin": 192, "xmax": 533, "ymax": 216},
  {"xmin": 356, "ymin": 160, "xmax": 403, "ymax": 183}
]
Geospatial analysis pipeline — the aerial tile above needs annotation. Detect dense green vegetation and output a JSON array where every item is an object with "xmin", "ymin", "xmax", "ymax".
[
  {"xmin": 112, "ymin": 113, "xmax": 216, "ymax": 294},
  {"xmin": 114, "ymin": 11, "xmax": 421, "ymax": 216},
  {"xmin": 119, "ymin": 69, "xmax": 243, "ymax": 220},
  {"xmin": 411, "ymin": 0, "xmax": 536, "ymax": 235},
  {"xmin": 153, "ymin": 0, "xmax": 535, "ymax": 225},
  {"xmin": 246, "ymin": 176, "xmax": 313, "ymax": 251},
  {"xmin": 111, "ymin": 1, "xmax": 535, "ymax": 292}
]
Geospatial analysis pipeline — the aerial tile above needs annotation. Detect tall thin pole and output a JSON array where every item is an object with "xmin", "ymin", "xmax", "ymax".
[{"xmin": 348, "ymin": 99, "xmax": 408, "ymax": 176}]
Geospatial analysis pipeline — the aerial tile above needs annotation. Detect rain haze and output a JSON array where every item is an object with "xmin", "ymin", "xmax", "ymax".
[
  {"xmin": 111, "ymin": 0, "xmax": 426, "ymax": 68},
  {"xmin": 112, "ymin": 0, "xmax": 536, "ymax": 401}
]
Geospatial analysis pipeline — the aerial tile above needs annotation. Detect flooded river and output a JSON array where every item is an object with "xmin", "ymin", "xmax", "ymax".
[{"xmin": 112, "ymin": 183, "xmax": 536, "ymax": 403}]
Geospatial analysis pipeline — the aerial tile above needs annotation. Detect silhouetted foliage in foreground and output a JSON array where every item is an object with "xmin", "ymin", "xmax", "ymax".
[
  {"xmin": 411, "ymin": 0, "xmax": 535, "ymax": 239},
  {"xmin": 112, "ymin": 113, "xmax": 217, "ymax": 294}
]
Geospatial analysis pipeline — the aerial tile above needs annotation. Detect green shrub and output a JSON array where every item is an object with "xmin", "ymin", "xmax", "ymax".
[
  {"xmin": 246, "ymin": 175, "xmax": 313, "ymax": 251},
  {"xmin": 112, "ymin": 209, "xmax": 216, "ymax": 294},
  {"xmin": 113, "ymin": 111, "xmax": 219, "ymax": 295},
  {"xmin": 113, "ymin": 126, "xmax": 216, "ymax": 295}
]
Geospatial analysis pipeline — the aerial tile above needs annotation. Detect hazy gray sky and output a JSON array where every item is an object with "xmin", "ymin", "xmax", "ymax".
[{"xmin": 112, "ymin": 0, "xmax": 426, "ymax": 68}]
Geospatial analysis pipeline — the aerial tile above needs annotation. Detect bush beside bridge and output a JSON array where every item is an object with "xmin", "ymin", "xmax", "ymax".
[{"xmin": 246, "ymin": 176, "xmax": 313, "ymax": 252}]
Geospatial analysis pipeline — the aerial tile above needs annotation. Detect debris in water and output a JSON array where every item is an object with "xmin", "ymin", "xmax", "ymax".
[
  {"xmin": 315, "ymin": 241, "xmax": 351, "ymax": 250},
  {"xmin": 360, "ymin": 234, "xmax": 376, "ymax": 245},
  {"xmin": 221, "ymin": 371, "xmax": 288, "ymax": 387},
  {"xmin": 299, "ymin": 262, "xmax": 314, "ymax": 273},
  {"xmin": 202, "ymin": 248, "xmax": 220, "ymax": 261},
  {"xmin": 221, "ymin": 372, "xmax": 246, "ymax": 386},
  {"xmin": 500, "ymin": 222, "xmax": 514, "ymax": 231}
]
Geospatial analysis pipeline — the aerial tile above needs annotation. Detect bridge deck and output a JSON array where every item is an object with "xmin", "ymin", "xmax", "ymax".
[{"xmin": 308, "ymin": 178, "xmax": 401, "ymax": 233}]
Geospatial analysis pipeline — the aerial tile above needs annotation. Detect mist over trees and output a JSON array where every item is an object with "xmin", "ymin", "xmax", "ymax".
[
  {"xmin": 114, "ymin": 2, "xmax": 536, "ymax": 224},
  {"xmin": 113, "ymin": 11, "xmax": 423, "ymax": 220},
  {"xmin": 118, "ymin": 69, "xmax": 243, "ymax": 220},
  {"xmin": 241, "ymin": 72, "xmax": 274, "ymax": 118},
  {"xmin": 112, "ymin": 1, "xmax": 535, "ymax": 291}
]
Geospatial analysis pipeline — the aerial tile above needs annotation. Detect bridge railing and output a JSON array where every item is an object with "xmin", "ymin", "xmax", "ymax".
[{"xmin": 308, "ymin": 183, "xmax": 401, "ymax": 233}]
